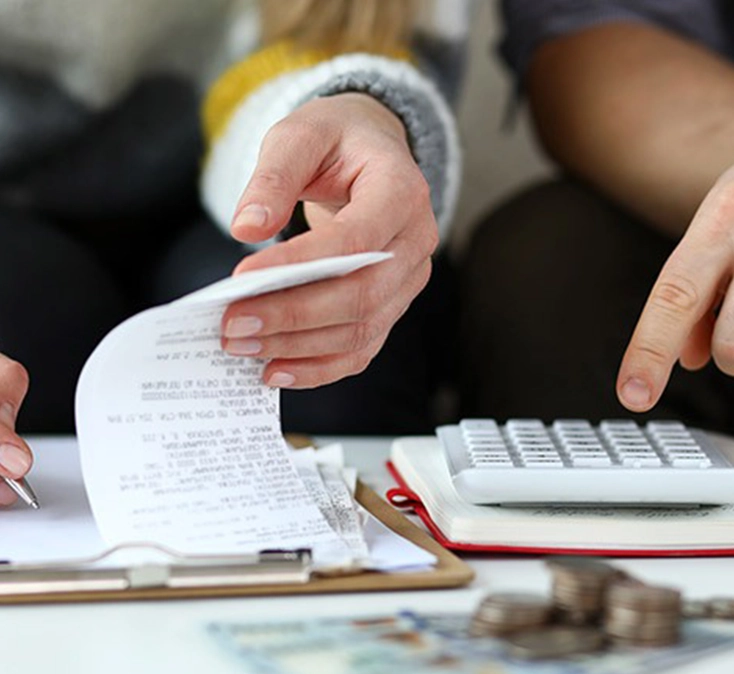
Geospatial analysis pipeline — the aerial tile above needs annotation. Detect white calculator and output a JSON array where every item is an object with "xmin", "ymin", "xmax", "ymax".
[{"xmin": 437, "ymin": 419, "xmax": 734, "ymax": 506}]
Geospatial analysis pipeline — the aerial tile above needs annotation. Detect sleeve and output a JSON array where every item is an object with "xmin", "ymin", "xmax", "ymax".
[
  {"xmin": 200, "ymin": 41, "xmax": 461, "ymax": 243},
  {"xmin": 499, "ymin": 0, "xmax": 728, "ymax": 82}
]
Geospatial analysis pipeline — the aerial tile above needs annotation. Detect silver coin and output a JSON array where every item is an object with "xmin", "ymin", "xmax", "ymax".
[
  {"xmin": 546, "ymin": 556, "xmax": 618, "ymax": 575},
  {"xmin": 709, "ymin": 597, "xmax": 734, "ymax": 619},
  {"xmin": 505, "ymin": 626, "xmax": 606, "ymax": 660},
  {"xmin": 606, "ymin": 581, "xmax": 681, "ymax": 611},
  {"xmin": 682, "ymin": 599, "xmax": 711, "ymax": 620},
  {"xmin": 471, "ymin": 592, "xmax": 552, "ymax": 635}
]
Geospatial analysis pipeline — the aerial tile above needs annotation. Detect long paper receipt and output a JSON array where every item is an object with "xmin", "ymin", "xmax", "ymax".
[{"xmin": 75, "ymin": 252, "xmax": 391, "ymax": 567}]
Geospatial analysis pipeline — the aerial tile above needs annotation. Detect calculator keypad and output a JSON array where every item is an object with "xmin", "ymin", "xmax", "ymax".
[{"xmin": 459, "ymin": 419, "xmax": 713, "ymax": 470}]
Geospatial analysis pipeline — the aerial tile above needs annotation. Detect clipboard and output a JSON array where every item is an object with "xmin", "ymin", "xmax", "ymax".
[{"xmin": 0, "ymin": 480, "xmax": 474, "ymax": 604}]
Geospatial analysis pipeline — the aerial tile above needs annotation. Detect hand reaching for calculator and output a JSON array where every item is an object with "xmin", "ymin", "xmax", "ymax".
[
  {"xmin": 617, "ymin": 165, "xmax": 734, "ymax": 413},
  {"xmin": 0, "ymin": 353, "xmax": 33, "ymax": 506}
]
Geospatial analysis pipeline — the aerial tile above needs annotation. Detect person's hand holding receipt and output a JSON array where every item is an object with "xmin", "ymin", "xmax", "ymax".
[
  {"xmin": 0, "ymin": 353, "xmax": 38, "ymax": 509},
  {"xmin": 221, "ymin": 93, "xmax": 439, "ymax": 390}
]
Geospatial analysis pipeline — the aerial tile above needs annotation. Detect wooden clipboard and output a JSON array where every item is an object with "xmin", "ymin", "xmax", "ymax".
[{"xmin": 0, "ymin": 481, "xmax": 474, "ymax": 604}]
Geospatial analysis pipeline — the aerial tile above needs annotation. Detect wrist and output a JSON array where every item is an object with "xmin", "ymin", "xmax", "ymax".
[{"xmin": 306, "ymin": 92, "xmax": 408, "ymax": 148}]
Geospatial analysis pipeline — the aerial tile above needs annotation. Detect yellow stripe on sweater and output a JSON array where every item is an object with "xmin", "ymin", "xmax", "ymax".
[{"xmin": 202, "ymin": 40, "xmax": 411, "ymax": 144}]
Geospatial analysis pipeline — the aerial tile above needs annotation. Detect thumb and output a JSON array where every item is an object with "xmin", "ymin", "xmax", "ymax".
[
  {"xmin": 0, "ymin": 355, "xmax": 32, "ymax": 481},
  {"xmin": 231, "ymin": 120, "xmax": 336, "ymax": 244}
]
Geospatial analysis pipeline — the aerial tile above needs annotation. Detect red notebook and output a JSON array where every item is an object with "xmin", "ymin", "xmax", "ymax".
[{"xmin": 386, "ymin": 437, "xmax": 734, "ymax": 558}]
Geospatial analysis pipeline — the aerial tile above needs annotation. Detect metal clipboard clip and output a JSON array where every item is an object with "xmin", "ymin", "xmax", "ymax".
[{"xmin": 0, "ymin": 542, "xmax": 312, "ymax": 597}]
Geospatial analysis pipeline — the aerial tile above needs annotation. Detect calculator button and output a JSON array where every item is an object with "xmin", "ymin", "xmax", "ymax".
[
  {"xmin": 513, "ymin": 440, "xmax": 552, "ymax": 448},
  {"xmin": 600, "ymin": 420, "xmax": 640, "ymax": 431},
  {"xmin": 571, "ymin": 456, "xmax": 613, "ymax": 467},
  {"xmin": 553, "ymin": 419, "xmax": 593, "ymax": 429},
  {"xmin": 657, "ymin": 438, "xmax": 698, "ymax": 448},
  {"xmin": 467, "ymin": 440, "xmax": 507, "ymax": 449},
  {"xmin": 506, "ymin": 419, "xmax": 545, "ymax": 429},
  {"xmin": 564, "ymin": 440, "xmax": 604, "ymax": 452},
  {"xmin": 521, "ymin": 458, "xmax": 564, "ymax": 468},
  {"xmin": 610, "ymin": 440, "xmax": 654, "ymax": 451},
  {"xmin": 646, "ymin": 421, "xmax": 686, "ymax": 432},
  {"xmin": 670, "ymin": 457, "xmax": 712, "ymax": 468},
  {"xmin": 460, "ymin": 419, "xmax": 500, "ymax": 432},
  {"xmin": 621, "ymin": 456, "xmax": 663, "ymax": 467}
]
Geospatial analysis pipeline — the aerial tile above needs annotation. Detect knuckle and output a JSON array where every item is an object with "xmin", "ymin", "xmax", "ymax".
[
  {"xmin": 631, "ymin": 341, "xmax": 673, "ymax": 368},
  {"xmin": 0, "ymin": 357, "xmax": 29, "ymax": 394},
  {"xmin": 265, "ymin": 115, "xmax": 327, "ymax": 154},
  {"xmin": 649, "ymin": 276, "xmax": 699, "ymax": 316},
  {"xmin": 347, "ymin": 320, "xmax": 381, "ymax": 353},
  {"xmin": 330, "ymin": 225, "xmax": 369, "ymax": 256},
  {"xmin": 248, "ymin": 166, "xmax": 293, "ymax": 196},
  {"xmin": 352, "ymin": 280, "xmax": 381, "ymax": 322},
  {"xmin": 704, "ymin": 181, "xmax": 734, "ymax": 239},
  {"xmin": 410, "ymin": 171, "xmax": 432, "ymax": 207},
  {"xmin": 279, "ymin": 300, "xmax": 306, "ymax": 332},
  {"xmin": 424, "ymin": 223, "xmax": 440, "ymax": 255}
]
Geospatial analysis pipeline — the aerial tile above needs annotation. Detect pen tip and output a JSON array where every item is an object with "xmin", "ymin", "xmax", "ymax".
[{"xmin": 30, "ymin": 500, "xmax": 40, "ymax": 510}]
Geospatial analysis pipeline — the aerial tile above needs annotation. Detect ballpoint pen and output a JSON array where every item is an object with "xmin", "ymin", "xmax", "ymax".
[{"xmin": 2, "ymin": 476, "xmax": 39, "ymax": 509}]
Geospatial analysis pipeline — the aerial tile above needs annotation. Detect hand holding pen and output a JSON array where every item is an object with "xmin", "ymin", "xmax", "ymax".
[{"xmin": 0, "ymin": 354, "xmax": 39, "ymax": 509}]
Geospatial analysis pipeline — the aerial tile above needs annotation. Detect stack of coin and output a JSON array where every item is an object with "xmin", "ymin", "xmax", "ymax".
[
  {"xmin": 709, "ymin": 598, "xmax": 734, "ymax": 619},
  {"xmin": 504, "ymin": 626, "xmax": 606, "ymax": 660},
  {"xmin": 604, "ymin": 580, "xmax": 682, "ymax": 647},
  {"xmin": 546, "ymin": 557, "xmax": 622, "ymax": 625},
  {"xmin": 469, "ymin": 592, "xmax": 553, "ymax": 636}
]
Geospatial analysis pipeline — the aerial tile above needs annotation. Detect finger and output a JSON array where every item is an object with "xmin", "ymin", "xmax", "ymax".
[
  {"xmin": 0, "ymin": 355, "xmax": 29, "ymax": 426},
  {"xmin": 679, "ymin": 309, "xmax": 714, "ymax": 371},
  {"xmin": 223, "ymin": 229, "xmax": 431, "ymax": 344},
  {"xmin": 262, "ymin": 339, "xmax": 387, "ymax": 389},
  {"xmin": 233, "ymin": 162, "xmax": 436, "ymax": 273},
  {"xmin": 231, "ymin": 118, "xmax": 340, "ymax": 243},
  {"xmin": 0, "ymin": 355, "xmax": 33, "ymax": 479},
  {"xmin": 0, "ymin": 481, "xmax": 17, "ymax": 507},
  {"xmin": 223, "ymin": 254, "xmax": 401, "ymax": 338},
  {"xmin": 712, "ymin": 280, "xmax": 734, "ymax": 374},
  {"xmin": 225, "ymin": 261, "xmax": 429, "ymax": 360},
  {"xmin": 617, "ymin": 248, "xmax": 723, "ymax": 412},
  {"xmin": 257, "ymin": 264, "xmax": 429, "ymax": 388}
]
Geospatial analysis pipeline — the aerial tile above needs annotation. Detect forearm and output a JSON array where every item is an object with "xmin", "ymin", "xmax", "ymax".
[{"xmin": 527, "ymin": 22, "xmax": 734, "ymax": 238}]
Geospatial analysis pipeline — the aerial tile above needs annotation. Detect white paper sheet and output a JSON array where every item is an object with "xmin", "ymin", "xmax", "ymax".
[
  {"xmin": 0, "ymin": 437, "xmax": 434, "ymax": 572},
  {"xmin": 74, "ymin": 253, "xmax": 389, "ymax": 567},
  {"xmin": 291, "ymin": 449, "xmax": 370, "ymax": 561}
]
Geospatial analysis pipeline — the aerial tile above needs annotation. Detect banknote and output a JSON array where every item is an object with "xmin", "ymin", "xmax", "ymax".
[{"xmin": 209, "ymin": 611, "xmax": 734, "ymax": 674}]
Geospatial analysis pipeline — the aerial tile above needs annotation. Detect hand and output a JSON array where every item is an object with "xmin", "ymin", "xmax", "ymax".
[
  {"xmin": 220, "ymin": 93, "xmax": 438, "ymax": 388},
  {"xmin": 617, "ymin": 165, "xmax": 734, "ymax": 412},
  {"xmin": 0, "ymin": 353, "xmax": 32, "ymax": 506}
]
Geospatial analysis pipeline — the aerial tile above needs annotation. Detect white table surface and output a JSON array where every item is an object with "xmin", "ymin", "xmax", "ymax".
[{"xmin": 2, "ymin": 436, "xmax": 734, "ymax": 673}]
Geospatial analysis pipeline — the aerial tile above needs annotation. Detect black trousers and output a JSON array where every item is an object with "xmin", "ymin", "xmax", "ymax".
[
  {"xmin": 458, "ymin": 178, "xmax": 734, "ymax": 435},
  {"xmin": 0, "ymin": 205, "xmax": 455, "ymax": 436}
]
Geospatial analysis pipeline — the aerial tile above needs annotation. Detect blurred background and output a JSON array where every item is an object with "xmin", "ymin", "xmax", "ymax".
[{"xmin": 452, "ymin": 2, "xmax": 552, "ymax": 253}]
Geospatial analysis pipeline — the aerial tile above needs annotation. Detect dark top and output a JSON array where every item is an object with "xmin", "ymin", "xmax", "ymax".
[{"xmin": 500, "ymin": 0, "xmax": 734, "ymax": 80}]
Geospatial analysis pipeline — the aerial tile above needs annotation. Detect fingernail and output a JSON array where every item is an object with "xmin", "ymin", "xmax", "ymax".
[
  {"xmin": 224, "ymin": 316, "xmax": 263, "ymax": 338},
  {"xmin": 0, "ymin": 403, "xmax": 15, "ymax": 427},
  {"xmin": 226, "ymin": 339, "xmax": 262, "ymax": 356},
  {"xmin": 234, "ymin": 204, "xmax": 268, "ymax": 229},
  {"xmin": 0, "ymin": 443, "xmax": 31, "ymax": 477},
  {"xmin": 620, "ymin": 378, "xmax": 651, "ymax": 409},
  {"xmin": 267, "ymin": 372, "xmax": 296, "ymax": 388}
]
